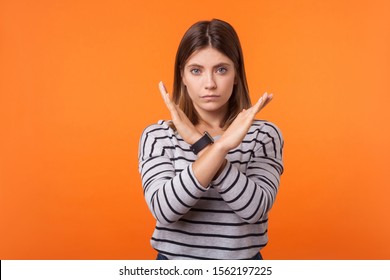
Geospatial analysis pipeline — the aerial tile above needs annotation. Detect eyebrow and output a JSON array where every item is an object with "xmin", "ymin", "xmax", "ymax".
[{"xmin": 186, "ymin": 62, "xmax": 232, "ymax": 68}]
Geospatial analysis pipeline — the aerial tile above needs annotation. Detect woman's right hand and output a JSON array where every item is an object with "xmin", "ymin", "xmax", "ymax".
[
  {"xmin": 216, "ymin": 92, "xmax": 273, "ymax": 152},
  {"xmin": 159, "ymin": 81, "xmax": 203, "ymax": 145}
]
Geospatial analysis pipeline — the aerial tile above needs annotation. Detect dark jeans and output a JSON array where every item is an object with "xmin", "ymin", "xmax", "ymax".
[{"xmin": 156, "ymin": 252, "xmax": 263, "ymax": 260}]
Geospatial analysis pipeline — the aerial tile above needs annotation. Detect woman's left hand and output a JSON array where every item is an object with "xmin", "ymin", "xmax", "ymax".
[
  {"xmin": 159, "ymin": 81, "xmax": 202, "ymax": 145},
  {"xmin": 217, "ymin": 92, "xmax": 273, "ymax": 152}
]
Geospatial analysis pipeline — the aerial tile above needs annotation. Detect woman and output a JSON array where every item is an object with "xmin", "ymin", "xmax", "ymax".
[{"xmin": 138, "ymin": 19, "xmax": 284, "ymax": 260}]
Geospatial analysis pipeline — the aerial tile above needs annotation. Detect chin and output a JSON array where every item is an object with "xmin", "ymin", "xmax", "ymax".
[{"xmin": 200, "ymin": 103, "xmax": 227, "ymax": 112}]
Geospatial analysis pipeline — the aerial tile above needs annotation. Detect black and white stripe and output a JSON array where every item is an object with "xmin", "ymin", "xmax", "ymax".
[{"xmin": 138, "ymin": 119, "xmax": 284, "ymax": 259}]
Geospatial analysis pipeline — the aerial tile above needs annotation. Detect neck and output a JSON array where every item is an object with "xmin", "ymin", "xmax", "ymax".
[{"xmin": 195, "ymin": 111, "xmax": 226, "ymax": 137}]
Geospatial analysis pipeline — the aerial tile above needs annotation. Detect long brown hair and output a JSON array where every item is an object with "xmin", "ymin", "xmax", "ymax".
[{"xmin": 172, "ymin": 19, "xmax": 251, "ymax": 130}]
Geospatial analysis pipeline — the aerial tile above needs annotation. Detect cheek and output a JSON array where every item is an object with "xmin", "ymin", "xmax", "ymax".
[
  {"xmin": 186, "ymin": 86, "xmax": 198, "ymax": 100},
  {"xmin": 183, "ymin": 75, "xmax": 200, "ymax": 91},
  {"xmin": 182, "ymin": 74, "xmax": 195, "ymax": 88},
  {"xmin": 221, "ymin": 76, "xmax": 236, "ymax": 90}
]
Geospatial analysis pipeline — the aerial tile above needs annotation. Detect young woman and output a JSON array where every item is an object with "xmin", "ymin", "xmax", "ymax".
[{"xmin": 138, "ymin": 19, "xmax": 284, "ymax": 260}]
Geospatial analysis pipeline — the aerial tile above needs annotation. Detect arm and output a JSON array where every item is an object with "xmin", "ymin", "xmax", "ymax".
[
  {"xmin": 147, "ymin": 82, "xmax": 277, "ymax": 225},
  {"xmin": 138, "ymin": 123, "xmax": 207, "ymax": 225},
  {"xmin": 159, "ymin": 81, "xmax": 273, "ymax": 188},
  {"xmin": 212, "ymin": 122, "xmax": 284, "ymax": 223}
]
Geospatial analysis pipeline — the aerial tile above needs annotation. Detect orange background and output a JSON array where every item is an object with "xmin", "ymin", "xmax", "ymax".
[{"xmin": 1, "ymin": 0, "xmax": 389, "ymax": 259}]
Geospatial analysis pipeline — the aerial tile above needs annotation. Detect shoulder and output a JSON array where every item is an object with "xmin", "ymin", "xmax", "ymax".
[{"xmin": 140, "ymin": 120, "xmax": 175, "ymax": 139}]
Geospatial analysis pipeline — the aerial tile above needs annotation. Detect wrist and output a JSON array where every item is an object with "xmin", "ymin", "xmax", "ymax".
[
  {"xmin": 190, "ymin": 132, "xmax": 203, "ymax": 146},
  {"xmin": 197, "ymin": 138, "xmax": 228, "ymax": 158},
  {"xmin": 213, "ymin": 138, "xmax": 230, "ymax": 154},
  {"xmin": 190, "ymin": 132, "xmax": 214, "ymax": 155}
]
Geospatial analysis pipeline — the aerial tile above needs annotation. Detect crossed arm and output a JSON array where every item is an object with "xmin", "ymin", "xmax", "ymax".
[
  {"xmin": 138, "ymin": 82, "xmax": 282, "ymax": 225},
  {"xmin": 158, "ymin": 81, "xmax": 273, "ymax": 188}
]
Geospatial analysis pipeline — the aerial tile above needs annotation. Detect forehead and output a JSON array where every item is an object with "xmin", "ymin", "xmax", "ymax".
[{"xmin": 185, "ymin": 47, "xmax": 234, "ymax": 66}]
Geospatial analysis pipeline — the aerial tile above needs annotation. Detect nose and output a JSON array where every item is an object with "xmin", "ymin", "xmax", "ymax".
[{"xmin": 204, "ymin": 72, "xmax": 217, "ymax": 90}]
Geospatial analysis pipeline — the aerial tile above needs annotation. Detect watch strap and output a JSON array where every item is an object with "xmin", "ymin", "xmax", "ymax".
[{"xmin": 190, "ymin": 132, "xmax": 214, "ymax": 155}]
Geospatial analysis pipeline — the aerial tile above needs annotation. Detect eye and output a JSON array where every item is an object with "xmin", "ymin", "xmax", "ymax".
[
  {"xmin": 190, "ymin": 68, "xmax": 201, "ymax": 75},
  {"xmin": 216, "ymin": 67, "xmax": 227, "ymax": 74}
]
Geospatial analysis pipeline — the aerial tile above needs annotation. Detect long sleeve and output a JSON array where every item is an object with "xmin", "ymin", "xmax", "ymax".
[
  {"xmin": 138, "ymin": 121, "xmax": 208, "ymax": 225},
  {"xmin": 211, "ymin": 121, "xmax": 284, "ymax": 223},
  {"xmin": 138, "ymin": 120, "xmax": 284, "ymax": 260}
]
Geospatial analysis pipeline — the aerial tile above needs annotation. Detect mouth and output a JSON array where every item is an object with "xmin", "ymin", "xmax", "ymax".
[{"xmin": 201, "ymin": 95, "xmax": 220, "ymax": 99}]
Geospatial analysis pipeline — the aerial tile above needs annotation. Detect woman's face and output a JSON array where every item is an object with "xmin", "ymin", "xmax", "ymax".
[{"xmin": 182, "ymin": 47, "xmax": 236, "ymax": 118}]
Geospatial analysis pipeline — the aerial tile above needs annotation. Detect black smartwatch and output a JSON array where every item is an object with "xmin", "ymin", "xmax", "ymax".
[{"xmin": 190, "ymin": 132, "xmax": 214, "ymax": 155}]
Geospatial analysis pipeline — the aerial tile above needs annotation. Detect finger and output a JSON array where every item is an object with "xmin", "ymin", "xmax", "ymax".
[
  {"xmin": 158, "ymin": 81, "xmax": 172, "ymax": 107},
  {"xmin": 258, "ymin": 92, "xmax": 273, "ymax": 110},
  {"xmin": 252, "ymin": 93, "xmax": 266, "ymax": 113},
  {"xmin": 158, "ymin": 81, "xmax": 182, "ymax": 121},
  {"xmin": 259, "ymin": 92, "xmax": 273, "ymax": 109},
  {"xmin": 165, "ymin": 94, "xmax": 178, "ymax": 114},
  {"xmin": 249, "ymin": 92, "xmax": 272, "ymax": 116},
  {"xmin": 158, "ymin": 81, "xmax": 168, "ymax": 95},
  {"xmin": 158, "ymin": 81, "xmax": 170, "ymax": 105},
  {"xmin": 158, "ymin": 81, "xmax": 166, "ymax": 98},
  {"xmin": 262, "ymin": 93, "xmax": 273, "ymax": 108}
]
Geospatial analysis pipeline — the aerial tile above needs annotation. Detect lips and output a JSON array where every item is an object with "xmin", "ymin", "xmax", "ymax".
[{"xmin": 202, "ymin": 95, "xmax": 220, "ymax": 99}]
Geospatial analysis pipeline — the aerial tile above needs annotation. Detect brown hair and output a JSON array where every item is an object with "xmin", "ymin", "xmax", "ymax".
[{"xmin": 172, "ymin": 19, "xmax": 251, "ymax": 129}]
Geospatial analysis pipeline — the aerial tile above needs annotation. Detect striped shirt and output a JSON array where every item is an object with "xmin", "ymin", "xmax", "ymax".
[{"xmin": 138, "ymin": 120, "xmax": 284, "ymax": 259}]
